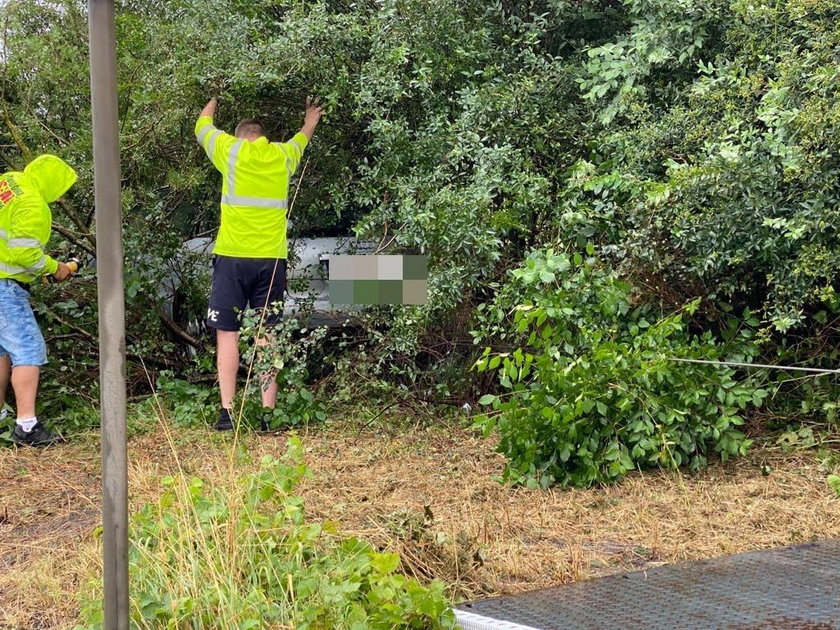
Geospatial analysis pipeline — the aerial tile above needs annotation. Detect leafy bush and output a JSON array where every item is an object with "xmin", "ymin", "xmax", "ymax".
[
  {"xmin": 77, "ymin": 438, "xmax": 455, "ymax": 629},
  {"xmin": 473, "ymin": 248, "xmax": 767, "ymax": 488},
  {"xmin": 240, "ymin": 312, "xmax": 329, "ymax": 430},
  {"xmin": 3, "ymin": 0, "xmax": 838, "ymax": 431},
  {"xmin": 0, "ymin": 0, "xmax": 602, "ymax": 408},
  {"xmin": 152, "ymin": 313, "xmax": 328, "ymax": 431},
  {"xmin": 828, "ymin": 474, "xmax": 840, "ymax": 498},
  {"xmin": 569, "ymin": 0, "xmax": 840, "ymax": 335},
  {"xmin": 154, "ymin": 371, "xmax": 218, "ymax": 428}
]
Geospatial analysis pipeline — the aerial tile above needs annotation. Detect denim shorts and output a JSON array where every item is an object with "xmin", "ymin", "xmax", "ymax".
[{"xmin": 0, "ymin": 279, "xmax": 47, "ymax": 366}]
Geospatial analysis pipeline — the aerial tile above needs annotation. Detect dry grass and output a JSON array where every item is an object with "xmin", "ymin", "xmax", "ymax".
[{"xmin": 1, "ymin": 415, "xmax": 839, "ymax": 629}]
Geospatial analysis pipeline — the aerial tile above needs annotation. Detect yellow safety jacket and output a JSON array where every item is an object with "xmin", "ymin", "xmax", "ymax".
[
  {"xmin": 0, "ymin": 155, "xmax": 77, "ymax": 283},
  {"xmin": 195, "ymin": 116, "xmax": 308, "ymax": 259}
]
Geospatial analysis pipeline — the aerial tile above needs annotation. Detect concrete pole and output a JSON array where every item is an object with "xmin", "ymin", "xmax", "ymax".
[{"xmin": 88, "ymin": 1, "xmax": 129, "ymax": 627}]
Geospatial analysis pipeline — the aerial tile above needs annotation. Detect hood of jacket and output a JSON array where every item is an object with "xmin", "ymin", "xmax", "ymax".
[{"xmin": 23, "ymin": 154, "xmax": 77, "ymax": 203}]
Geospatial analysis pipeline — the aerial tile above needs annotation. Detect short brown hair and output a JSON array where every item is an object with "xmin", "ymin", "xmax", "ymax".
[{"xmin": 235, "ymin": 118, "xmax": 266, "ymax": 138}]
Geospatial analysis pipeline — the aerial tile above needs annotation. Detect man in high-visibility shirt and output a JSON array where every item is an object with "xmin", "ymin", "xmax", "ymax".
[
  {"xmin": 0, "ymin": 155, "xmax": 77, "ymax": 446},
  {"xmin": 196, "ymin": 96, "xmax": 323, "ymax": 431}
]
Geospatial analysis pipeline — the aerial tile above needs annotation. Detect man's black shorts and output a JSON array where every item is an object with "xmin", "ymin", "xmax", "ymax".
[{"xmin": 206, "ymin": 255, "xmax": 286, "ymax": 332}]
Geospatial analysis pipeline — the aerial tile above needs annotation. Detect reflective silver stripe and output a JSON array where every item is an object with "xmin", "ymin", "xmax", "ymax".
[
  {"xmin": 29, "ymin": 256, "xmax": 46, "ymax": 271},
  {"xmin": 275, "ymin": 142, "xmax": 294, "ymax": 174},
  {"xmin": 289, "ymin": 139, "xmax": 302, "ymax": 156},
  {"xmin": 221, "ymin": 195, "xmax": 288, "ymax": 209},
  {"xmin": 454, "ymin": 609, "xmax": 542, "ymax": 630},
  {"xmin": 206, "ymin": 130, "xmax": 222, "ymax": 159},
  {"xmin": 226, "ymin": 139, "xmax": 244, "ymax": 195},
  {"xmin": 8, "ymin": 237, "xmax": 42, "ymax": 249},
  {"xmin": 0, "ymin": 261, "xmax": 26, "ymax": 274},
  {"xmin": 0, "ymin": 229, "xmax": 43, "ymax": 249},
  {"xmin": 0, "ymin": 255, "xmax": 45, "ymax": 275},
  {"xmin": 285, "ymin": 144, "xmax": 294, "ymax": 173},
  {"xmin": 196, "ymin": 124, "xmax": 214, "ymax": 144}
]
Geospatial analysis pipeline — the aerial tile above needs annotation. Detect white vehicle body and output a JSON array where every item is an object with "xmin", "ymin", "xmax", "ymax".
[{"xmin": 176, "ymin": 236, "xmax": 375, "ymax": 329}]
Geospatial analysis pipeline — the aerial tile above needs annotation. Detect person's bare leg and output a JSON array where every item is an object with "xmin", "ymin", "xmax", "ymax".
[
  {"xmin": 256, "ymin": 337, "xmax": 278, "ymax": 409},
  {"xmin": 11, "ymin": 365, "xmax": 39, "ymax": 419},
  {"xmin": 0, "ymin": 354, "xmax": 10, "ymax": 411},
  {"xmin": 259, "ymin": 373, "xmax": 278, "ymax": 408},
  {"xmin": 216, "ymin": 330, "xmax": 239, "ymax": 409}
]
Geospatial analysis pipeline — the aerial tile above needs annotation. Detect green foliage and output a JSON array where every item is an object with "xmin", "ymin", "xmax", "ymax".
[
  {"xmin": 473, "ymin": 248, "xmax": 767, "ymax": 487},
  {"xmin": 239, "ymin": 312, "xmax": 328, "ymax": 430},
  {"xmin": 828, "ymin": 474, "xmax": 840, "ymax": 498},
  {"xmin": 578, "ymin": 0, "xmax": 716, "ymax": 124},
  {"xmin": 0, "ymin": 0, "xmax": 605, "ymax": 407},
  {"xmin": 77, "ymin": 438, "xmax": 455, "ymax": 629},
  {"xmin": 549, "ymin": 0, "xmax": 840, "ymax": 428},
  {"xmin": 2, "ymin": 0, "xmax": 838, "ymax": 444},
  {"xmin": 568, "ymin": 0, "xmax": 840, "ymax": 337},
  {"xmin": 155, "ymin": 371, "xmax": 217, "ymax": 427},
  {"xmin": 776, "ymin": 426, "xmax": 818, "ymax": 452}
]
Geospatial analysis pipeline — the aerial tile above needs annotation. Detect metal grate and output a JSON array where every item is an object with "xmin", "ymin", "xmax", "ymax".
[{"xmin": 456, "ymin": 540, "xmax": 840, "ymax": 630}]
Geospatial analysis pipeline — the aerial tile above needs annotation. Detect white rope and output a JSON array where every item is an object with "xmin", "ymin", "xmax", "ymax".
[{"xmin": 667, "ymin": 357, "xmax": 840, "ymax": 375}]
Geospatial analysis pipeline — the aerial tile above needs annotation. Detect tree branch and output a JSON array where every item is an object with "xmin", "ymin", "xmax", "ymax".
[
  {"xmin": 44, "ymin": 305, "xmax": 174, "ymax": 368},
  {"xmin": 158, "ymin": 307, "xmax": 205, "ymax": 349},
  {"xmin": 43, "ymin": 306, "xmax": 96, "ymax": 342},
  {"xmin": 56, "ymin": 198, "xmax": 98, "ymax": 243},
  {"xmin": 52, "ymin": 224, "xmax": 97, "ymax": 259},
  {"xmin": 0, "ymin": 106, "xmax": 32, "ymax": 163}
]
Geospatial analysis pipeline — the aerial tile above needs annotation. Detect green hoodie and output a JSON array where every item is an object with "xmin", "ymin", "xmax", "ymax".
[{"xmin": 0, "ymin": 155, "xmax": 77, "ymax": 283}]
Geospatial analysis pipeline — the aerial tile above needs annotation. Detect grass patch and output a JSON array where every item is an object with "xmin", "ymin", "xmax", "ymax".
[
  {"xmin": 76, "ymin": 437, "xmax": 453, "ymax": 629},
  {"xmin": 1, "ymin": 412, "xmax": 839, "ymax": 628}
]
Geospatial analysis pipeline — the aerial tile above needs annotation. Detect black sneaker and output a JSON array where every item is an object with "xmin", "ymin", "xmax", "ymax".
[
  {"xmin": 10, "ymin": 422, "xmax": 63, "ymax": 447},
  {"xmin": 260, "ymin": 409, "xmax": 273, "ymax": 432},
  {"xmin": 214, "ymin": 408, "xmax": 234, "ymax": 431}
]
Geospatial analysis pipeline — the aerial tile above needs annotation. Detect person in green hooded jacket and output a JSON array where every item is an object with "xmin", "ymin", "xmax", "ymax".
[{"xmin": 0, "ymin": 154, "xmax": 77, "ymax": 446}]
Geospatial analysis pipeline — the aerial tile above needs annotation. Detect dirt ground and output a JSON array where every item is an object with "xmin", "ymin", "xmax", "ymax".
[{"xmin": 1, "ymin": 415, "xmax": 839, "ymax": 629}]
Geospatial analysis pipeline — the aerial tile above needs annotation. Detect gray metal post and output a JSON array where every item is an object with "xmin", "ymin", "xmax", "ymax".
[{"xmin": 88, "ymin": 0, "xmax": 129, "ymax": 627}]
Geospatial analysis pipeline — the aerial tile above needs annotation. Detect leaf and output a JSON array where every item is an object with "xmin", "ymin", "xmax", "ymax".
[{"xmin": 371, "ymin": 552, "xmax": 401, "ymax": 575}]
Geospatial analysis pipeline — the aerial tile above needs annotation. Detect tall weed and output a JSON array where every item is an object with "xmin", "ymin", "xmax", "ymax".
[{"xmin": 77, "ymin": 438, "xmax": 454, "ymax": 629}]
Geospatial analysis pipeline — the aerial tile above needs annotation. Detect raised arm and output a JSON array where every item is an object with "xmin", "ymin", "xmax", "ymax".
[
  {"xmin": 276, "ymin": 97, "xmax": 324, "ymax": 175},
  {"xmin": 200, "ymin": 97, "xmax": 218, "ymax": 120},
  {"xmin": 299, "ymin": 96, "xmax": 324, "ymax": 142},
  {"xmin": 196, "ymin": 97, "xmax": 235, "ymax": 172}
]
